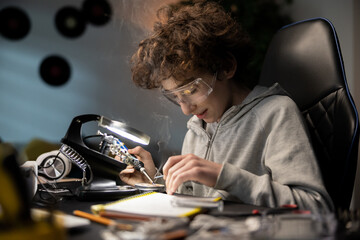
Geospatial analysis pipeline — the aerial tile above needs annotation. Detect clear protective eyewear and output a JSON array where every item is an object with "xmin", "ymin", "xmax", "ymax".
[{"xmin": 161, "ymin": 73, "xmax": 217, "ymax": 106}]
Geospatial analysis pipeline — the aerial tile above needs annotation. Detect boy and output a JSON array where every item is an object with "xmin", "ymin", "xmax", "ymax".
[{"xmin": 120, "ymin": 0, "xmax": 333, "ymax": 212}]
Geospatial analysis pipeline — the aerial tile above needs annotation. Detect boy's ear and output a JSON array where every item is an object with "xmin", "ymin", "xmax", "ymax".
[{"xmin": 218, "ymin": 52, "xmax": 237, "ymax": 81}]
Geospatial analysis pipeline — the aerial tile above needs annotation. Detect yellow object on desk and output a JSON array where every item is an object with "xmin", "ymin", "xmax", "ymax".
[
  {"xmin": 91, "ymin": 192, "xmax": 221, "ymax": 218},
  {"xmin": 32, "ymin": 208, "xmax": 90, "ymax": 229},
  {"xmin": 0, "ymin": 143, "xmax": 66, "ymax": 240}
]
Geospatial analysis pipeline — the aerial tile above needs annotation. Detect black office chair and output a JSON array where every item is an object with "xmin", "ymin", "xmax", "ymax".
[{"xmin": 259, "ymin": 18, "xmax": 359, "ymax": 210}]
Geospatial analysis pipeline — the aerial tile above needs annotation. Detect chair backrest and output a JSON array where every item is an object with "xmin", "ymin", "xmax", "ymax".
[{"xmin": 259, "ymin": 18, "xmax": 359, "ymax": 210}]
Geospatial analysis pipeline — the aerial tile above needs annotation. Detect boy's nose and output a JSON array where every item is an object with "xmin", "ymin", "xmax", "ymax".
[{"xmin": 180, "ymin": 101, "xmax": 196, "ymax": 115}]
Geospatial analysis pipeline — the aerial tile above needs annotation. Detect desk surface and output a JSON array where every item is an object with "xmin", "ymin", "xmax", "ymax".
[
  {"xmin": 48, "ymin": 197, "xmax": 265, "ymax": 240},
  {"xmin": 55, "ymin": 198, "xmax": 108, "ymax": 240},
  {"xmin": 38, "ymin": 196, "xmax": 355, "ymax": 240}
]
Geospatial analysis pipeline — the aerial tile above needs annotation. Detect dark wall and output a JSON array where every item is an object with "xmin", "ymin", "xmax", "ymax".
[{"xmin": 0, "ymin": 0, "xmax": 189, "ymax": 166}]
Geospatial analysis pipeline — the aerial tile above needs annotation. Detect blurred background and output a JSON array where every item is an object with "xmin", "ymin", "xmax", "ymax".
[{"xmin": 1, "ymin": 0, "xmax": 359, "ymax": 207}]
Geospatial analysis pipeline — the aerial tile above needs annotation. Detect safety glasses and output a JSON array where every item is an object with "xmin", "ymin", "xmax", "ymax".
[{"xmin": 161, "ymin": 73, "xmax": 217, "ymax": 106}]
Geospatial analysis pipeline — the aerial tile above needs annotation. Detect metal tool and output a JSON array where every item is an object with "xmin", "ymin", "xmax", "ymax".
[{"xmin": 107, "ymin": 134, "xmax": 154, "ymax": 184}]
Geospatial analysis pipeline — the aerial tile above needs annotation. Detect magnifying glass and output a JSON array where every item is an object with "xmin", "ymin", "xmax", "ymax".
[
  {"xmin": 61, "ymin": 114, "xmax": 151, "ymax": 182},
  {"xmin": 98, "ymin": 116, "xmax": 150, "ymax": 145}
]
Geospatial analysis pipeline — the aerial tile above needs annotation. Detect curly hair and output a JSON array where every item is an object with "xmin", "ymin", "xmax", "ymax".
[{"xmin": 130, "ymin": 0, "xmax": 255, "ymax": 89}]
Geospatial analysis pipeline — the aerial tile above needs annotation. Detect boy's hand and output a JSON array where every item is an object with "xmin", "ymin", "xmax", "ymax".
[
  {"xmin": 118, "ymin": 146, "xmax": 156, "ymax": 185},
  {"xmin": 163, "ymin": 154, "xmax": 222, "ymax": 195}
]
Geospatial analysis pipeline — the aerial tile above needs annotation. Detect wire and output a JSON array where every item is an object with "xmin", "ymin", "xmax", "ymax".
[
  {"xmin": 37, "ymin": 151, "xmax": 61, "ymax": 170},
  {"xmin": 32, "ymin": 169, "xmax": 60, "ymax": 207}
]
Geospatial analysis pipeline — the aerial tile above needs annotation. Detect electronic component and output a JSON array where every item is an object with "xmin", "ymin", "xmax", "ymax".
[{"xmin": 103, "ymin": 132, "xmax": 154, "ymax": 184}]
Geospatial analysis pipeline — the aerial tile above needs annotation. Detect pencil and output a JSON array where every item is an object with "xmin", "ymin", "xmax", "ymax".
[
  {"xmin": 73, "ymin": 210, "xmax": 133, "ymax": 231},
  {"xmin": 160, "ymin": 229, "xmax": 188, "ymax": 240},
  {"xmin": 99, "ymin": 211, "xmax": 153, "ymax": 221}
]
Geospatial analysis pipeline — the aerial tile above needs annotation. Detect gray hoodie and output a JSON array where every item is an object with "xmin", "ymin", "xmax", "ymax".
[{"xmin": 179, "ymin": 83, "xmax": 334, "ymax": 213}]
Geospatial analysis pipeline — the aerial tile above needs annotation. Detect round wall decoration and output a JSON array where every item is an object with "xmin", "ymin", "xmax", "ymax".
[
  {"xmin": 40, "ymin": 55, "xmax": 71, "ymax": 86},
  {"xmin": 0, "ymin": 6, "xmax": 31, "ymax": 40},
  {"xmin": 55, "ymin": 6, "xmax": 86, "ymax": 38},
  {"xmin": 82, "ymin": 0, "xmax": 112, "ymax": 26}
]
